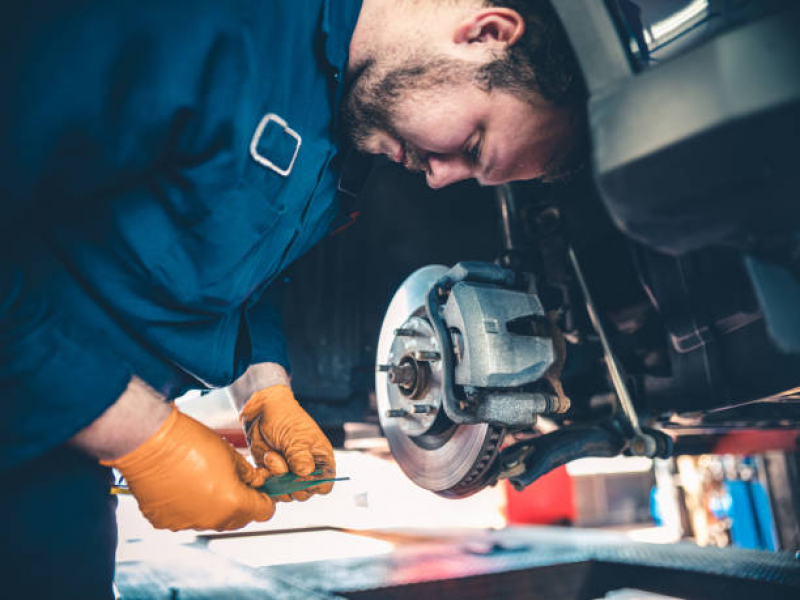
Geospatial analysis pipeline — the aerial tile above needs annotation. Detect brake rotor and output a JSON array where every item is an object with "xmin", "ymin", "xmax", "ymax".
[{"xmin": 376, "ymin": 265, "xmax": 505, "ymax": 498}]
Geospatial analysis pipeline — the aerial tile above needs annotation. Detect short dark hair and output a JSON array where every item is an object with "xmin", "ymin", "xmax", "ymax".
[{"xmin": 479, "ymin": 0, "xmax": 586, "ymax": 106}]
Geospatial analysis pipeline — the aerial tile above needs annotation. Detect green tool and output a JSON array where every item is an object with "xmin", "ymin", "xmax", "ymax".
[
  {"xmin": 258, "ymin": 469, "xmax": 349, "ymax": 497},
  {"xmin": 109, "ymin": 470, "xmax": 348, "ymax": 498}
]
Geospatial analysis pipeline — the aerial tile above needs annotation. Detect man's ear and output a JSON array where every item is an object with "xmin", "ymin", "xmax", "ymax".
[{"xmin": 453, "ymin": 8, "xmax": 525, "ymax": 48}]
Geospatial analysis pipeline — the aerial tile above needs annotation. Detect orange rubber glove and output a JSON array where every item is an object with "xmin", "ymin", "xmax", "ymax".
[
  {"xmin": 241, "ymin": 385, "xmax": 335, "ymax": 501},
  {"xmin": 102, "ymin": 404, "xmax": 276, "ymax": 531}
]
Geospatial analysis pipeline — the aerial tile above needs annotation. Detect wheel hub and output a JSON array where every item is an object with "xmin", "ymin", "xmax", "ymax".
[{"xmin": 385, "ymin": 316, "xmax": 443, "ymax": 437}]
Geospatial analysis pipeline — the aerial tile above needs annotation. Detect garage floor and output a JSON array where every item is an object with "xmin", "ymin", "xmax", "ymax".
[{"xmin": 114, "ymin": 525, "xmax": 800, "ymax": 599}]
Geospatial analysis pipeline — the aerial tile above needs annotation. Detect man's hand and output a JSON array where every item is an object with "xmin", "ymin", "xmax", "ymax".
[
  {"xmin": 72, "ymin": 376, "xmax": 275, "ymax": 531},
  {"xmin": 241, "ymin": 385, "xmax": 335, "ymax": 501},
  {"xmin": 103, "ymin": 404, "xmax": 276, "ymax": 531}
]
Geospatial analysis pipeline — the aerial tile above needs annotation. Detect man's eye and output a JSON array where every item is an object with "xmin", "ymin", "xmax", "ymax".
[{"xmin": 467, "ymin": 137, "xmax": 482, "ymax": 163}]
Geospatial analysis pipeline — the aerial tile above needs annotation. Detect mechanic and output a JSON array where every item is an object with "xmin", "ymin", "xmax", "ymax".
[{"xmin": 0, "ymin": 0, "xmax": 585, "ymax": 597}]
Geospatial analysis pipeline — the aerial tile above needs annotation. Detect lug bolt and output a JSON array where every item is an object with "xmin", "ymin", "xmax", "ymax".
[
  {"xmin": 385, "ymin": 408, "xmax": 407, "ymax": 418},
  {"xmin": 414, "ymin": 351, "xmax": 441, "ymax": 362},
  {"xmin": 412, "ymin": 404, "xmax": 434, "ymax": 414}
]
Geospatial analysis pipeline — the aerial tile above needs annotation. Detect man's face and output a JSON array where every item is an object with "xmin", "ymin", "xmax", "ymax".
[{"xmin": 343, "ymin": 58, "xmax": 581, "ymax": 188}]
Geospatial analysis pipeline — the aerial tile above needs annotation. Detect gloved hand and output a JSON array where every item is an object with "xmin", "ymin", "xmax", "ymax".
[
  {"xmin": 102, "ymin": 404, "xmax": 276, "ymax": 531},
  {"xmin": 241, "ymin": 385, "xmax": 335, "ymax": 501}
]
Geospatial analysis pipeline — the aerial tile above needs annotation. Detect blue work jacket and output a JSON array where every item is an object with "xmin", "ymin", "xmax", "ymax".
[{"xmin": 0, "ymin": 0, "xmax": 363, "ymax": 470}]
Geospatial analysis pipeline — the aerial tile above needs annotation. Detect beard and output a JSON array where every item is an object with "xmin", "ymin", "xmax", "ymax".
[{"xmin": 340, "ymin": 56, "xmax": 475, "ymax": 174}]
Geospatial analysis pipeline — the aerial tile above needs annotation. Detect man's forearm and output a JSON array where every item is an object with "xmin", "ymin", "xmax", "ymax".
[
  {"xmin": 72, "ymin": 363, "xmax": 289, "ymax": 461},
  {"xmin": 228, "ymin": 362, "xmax": 291, "ymax": 412},
  {"xmin": 70, "ymin": 376, "xmax": 172, "ymax": 462}
]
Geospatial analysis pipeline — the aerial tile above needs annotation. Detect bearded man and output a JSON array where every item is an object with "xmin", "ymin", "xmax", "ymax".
[{"xmin": 0, "ymin": 0, "xmax": 585, "ymax": 597}]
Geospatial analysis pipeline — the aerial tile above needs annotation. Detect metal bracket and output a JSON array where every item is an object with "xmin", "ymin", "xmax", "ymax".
[
  {"xmin": 569, "ymin": 247, "xmax": 662, "ymax": 457},
  {"xmin": 497, "ymin": 425, "xmax": 673, "ymax": 491}
]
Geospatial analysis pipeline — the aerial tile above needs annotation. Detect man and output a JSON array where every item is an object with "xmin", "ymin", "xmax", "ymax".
[{"xmin": 0, "ymin": 0, "xmax": 585, "ymax": 597}]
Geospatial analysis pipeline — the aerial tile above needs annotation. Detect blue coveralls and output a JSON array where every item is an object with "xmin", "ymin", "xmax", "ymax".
[{"xmin": 0, "ymin": 1, "xmax": 362, "ymax": 596}]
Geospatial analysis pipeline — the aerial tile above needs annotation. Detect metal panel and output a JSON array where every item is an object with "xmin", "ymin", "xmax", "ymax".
[
  {"xmin": 592, "ymin": 8, "xmax": 800, "ymax": 174},
  {"xmin": 589, "ymin": 7, "xmax": 800, "ymax": 253},
  {"xmin": 551, "ymin": 0, "xmax": 634, "ymax": 95}
]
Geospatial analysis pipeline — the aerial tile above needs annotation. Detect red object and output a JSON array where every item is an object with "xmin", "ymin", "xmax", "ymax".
[
  {"xmin": 330, "ymin": 210, "xmax": 361, "ymax": 236},
  {"xmin": 504, "ymin": 465, "xmax": 576, "ymax": 525},
  {"xmin": 217, "ymin": 428, "xmax": 248, "ymax": 448},
  {"xmin": 712, "ymin": 430, "xmax": 799, "ymax": 455}
]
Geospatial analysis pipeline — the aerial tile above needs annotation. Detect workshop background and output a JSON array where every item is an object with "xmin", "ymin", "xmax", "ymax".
[{"xmin": 111, "ymin": 0, "xmax": 800, "ymax": 597}]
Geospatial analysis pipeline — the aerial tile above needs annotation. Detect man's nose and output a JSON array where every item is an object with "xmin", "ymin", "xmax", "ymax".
[{"xmin": 426, "ymin": 154, "xmax": 473, "ymax": 189}]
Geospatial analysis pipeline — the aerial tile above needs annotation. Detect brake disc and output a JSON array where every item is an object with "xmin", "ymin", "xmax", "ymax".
[{"xmin": 376, "ymin": 265, "xmax": 506, "ymax": 498}]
